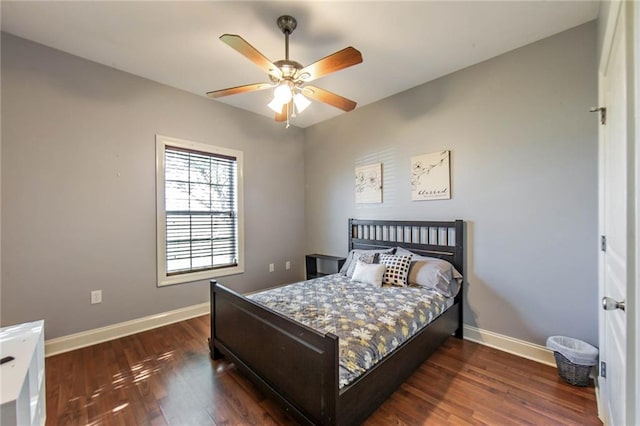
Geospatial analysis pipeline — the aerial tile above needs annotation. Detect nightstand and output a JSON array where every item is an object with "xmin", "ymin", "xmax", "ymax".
[{"xmin": 305, "ymin": 254, "xmax": 346, "ymax": 280}]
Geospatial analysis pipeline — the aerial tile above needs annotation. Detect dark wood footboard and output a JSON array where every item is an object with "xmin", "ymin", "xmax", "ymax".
[
  {"xmin": 337, "ymin": 303, "xmax": 459, "ymax": 424},
  {"xmin": 210, "ymin": 280, "xmax": 339, "ymax": 425}
]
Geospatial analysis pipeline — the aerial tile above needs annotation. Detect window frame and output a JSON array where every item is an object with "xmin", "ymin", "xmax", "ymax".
[{"xmin": 156, "ymin": 134, "xmax": 244, "ymax": 286}]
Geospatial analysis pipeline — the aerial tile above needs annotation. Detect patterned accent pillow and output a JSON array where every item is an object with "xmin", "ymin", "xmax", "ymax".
[
  {"xmin": 378, "ymin": 254, "xmax": 413, "ymax": 286},
  {"xmin": 345, "ymin": 252, "xmax": 376, "ymax": 278}
]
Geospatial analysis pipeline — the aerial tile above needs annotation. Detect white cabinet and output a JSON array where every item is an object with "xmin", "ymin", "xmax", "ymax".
[{"xmin": 0, "ymin": 320, "xmax": 45, "ymax": 426}]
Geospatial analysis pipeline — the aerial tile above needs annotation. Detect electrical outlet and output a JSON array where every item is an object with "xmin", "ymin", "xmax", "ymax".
[
  {"xmin": 91, "ymin": 290, "xmax": 102, "ymax": 304},
  {"xmin": 285, "ymin": 261, "xmax": 291, "ymax": 270},
  {"xmin": 269, "ymin": 263, "xmax": 274, "ymax": 273}
]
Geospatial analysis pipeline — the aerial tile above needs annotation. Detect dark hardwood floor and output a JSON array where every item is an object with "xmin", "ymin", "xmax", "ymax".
[{"xmin": 45, "ymin": 315, "xmax": 600, "ymax": 425}]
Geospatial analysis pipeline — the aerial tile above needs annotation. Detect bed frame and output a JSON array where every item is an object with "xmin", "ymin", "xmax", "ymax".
[{"xmin": 209, "ymin": 219, "xmax": 464, "ymax": 425}]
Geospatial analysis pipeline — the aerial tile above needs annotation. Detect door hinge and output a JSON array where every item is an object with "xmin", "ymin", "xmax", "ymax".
[
  {"xmin": 601, "ymin": 235, "xmax": 607, "ymax": 252},
  {"xmin": 601, "ymin": 361, "xmax": 607, "ymax": 378},
  {"xmin": 590, "ymin": 106, "xmax": 606, "ymax": 125}
]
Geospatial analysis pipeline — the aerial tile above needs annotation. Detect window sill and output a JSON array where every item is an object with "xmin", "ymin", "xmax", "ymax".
[{"xmin": 157, "ymin": 265, "xmax": 244, "ymax": 287}]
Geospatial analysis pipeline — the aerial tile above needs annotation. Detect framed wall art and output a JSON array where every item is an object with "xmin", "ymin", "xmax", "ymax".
[
  {"xmin": 355, "ymin": 163, "xmax": 382, "ymax": 204},
  {"xmin": 411, "ymin": 150, "xmax": 451, "ymax": 201}
]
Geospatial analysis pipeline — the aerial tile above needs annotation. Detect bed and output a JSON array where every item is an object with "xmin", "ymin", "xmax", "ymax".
[{"xmin": 209, "ymin": 219, "xmax": 464, "ymax": 425}]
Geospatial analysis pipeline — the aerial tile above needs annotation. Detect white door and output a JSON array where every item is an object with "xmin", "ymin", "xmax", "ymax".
[{"xmin": 599, "ymin": 3, "xmax": 628, "ymax": 425}]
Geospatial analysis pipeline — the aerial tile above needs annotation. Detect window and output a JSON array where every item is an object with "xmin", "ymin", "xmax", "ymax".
[{"xmin": 156, "ymin": 135, "xmax": 244, "ymax": 286}]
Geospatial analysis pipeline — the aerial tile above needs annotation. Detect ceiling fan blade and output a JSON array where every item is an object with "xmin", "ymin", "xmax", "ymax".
[
  {"xmin": 206, "ymin": 83, "xmax": 272, "ymax": 98},
  {"xmin": 298, "ymin": 47, "xmax": 362, "ymax": 82},
  {"xmin": 303, "ymin": 85, "xmax": 357, "ymax": 112},
  {"xmin": 220, "ymin": 34, "xmax": 281, "ymax": 79},
  {"xmin": 274, "ymin": 102, "xmax": 292, "ymax": 122},
  {"xmin": 275, "ymin": 111, "xmax": 286, "ymax": 122}
]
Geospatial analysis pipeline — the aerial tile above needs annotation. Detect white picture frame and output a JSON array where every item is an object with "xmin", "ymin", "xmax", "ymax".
[
  {"xmin": 411, "ymin": 151, "xmax": 451, "ymax": 201},
  {"xmin": 355, "ymin": 163, "xmax": 382, "ymax": 204}
]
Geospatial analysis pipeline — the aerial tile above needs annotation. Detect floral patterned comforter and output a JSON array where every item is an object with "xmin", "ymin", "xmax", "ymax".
[{"xmin": 247, "ymin": 273, "xmax": 453, "ymax": 388}]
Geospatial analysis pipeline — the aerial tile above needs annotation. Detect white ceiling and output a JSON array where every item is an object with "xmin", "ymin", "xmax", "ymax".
[{"xmin": 1, "ymin": 1, "xmax": 599, "ymax": 128}]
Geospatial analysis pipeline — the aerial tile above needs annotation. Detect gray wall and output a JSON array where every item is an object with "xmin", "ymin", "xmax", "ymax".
[
  {"xmin": 304, "ymin": 22, "xmax": 598, "ymax": 346},
  {"xmin": 1, "ymin": 34, "xmax": 306, "ymax": 339},
  {"xmin": 2, "ymin": 22, "xmax": 599, "ymax": 348}
]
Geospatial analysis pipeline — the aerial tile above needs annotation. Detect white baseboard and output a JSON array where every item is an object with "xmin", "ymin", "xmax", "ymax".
[
  {"xmin": 44, "ymin": 306, "xmax": 555, "ymax": 366},
  {"xmin": 594, "ymin": 375, "xmax": 603, "ymax": 423},
  {"xmin": 463, "ymin": 325, "xmax": 556, "ymax": 367},
  {"xmin": 45, "ymin": 302, "xmax": 210, "ymax": 357}
]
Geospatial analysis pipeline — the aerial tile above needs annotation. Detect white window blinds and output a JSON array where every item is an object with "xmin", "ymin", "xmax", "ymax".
[{"xmin": 164, "ymin": 146, "xmax": 238, "ymax": 275}]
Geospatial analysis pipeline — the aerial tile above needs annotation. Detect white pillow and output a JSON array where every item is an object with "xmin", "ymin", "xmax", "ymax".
[
  {"xmin": 339, "ymin": 248, "xmax": 395, "ymax": 277},
  {"xmin": 345, "ymin": 252, "xmax": 376, "ymax": 278},
  {"xmin": 351, "ymin": 260, "xmax": 386, "ymax": 287}
]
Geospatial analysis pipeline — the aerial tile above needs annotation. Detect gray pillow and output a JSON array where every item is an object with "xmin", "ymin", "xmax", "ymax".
[
  {"xmin": 395, "ymin": 247, "xmax": 463, "ymax": 297},
  {"xmin": 340, "ymin": 247, "xmax": 395, "ymax": 277}
]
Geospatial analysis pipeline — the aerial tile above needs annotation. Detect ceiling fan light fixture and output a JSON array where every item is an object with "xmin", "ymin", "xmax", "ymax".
[
  {"xmin": 267, "ymin": 97, "xmax": 284, "ymax": 113},
  {"xmin": 273, "ymin": 82, "xmax": 293, "ymax": 103},
  {"xmin": 293, "ymin": 93, "xmax": 311, "ymax": 113}
]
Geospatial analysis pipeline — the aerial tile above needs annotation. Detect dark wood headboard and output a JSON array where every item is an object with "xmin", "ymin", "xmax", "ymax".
[{"xmin": 348, "ymin": 218, "xmax": 464, "ymax": 284}]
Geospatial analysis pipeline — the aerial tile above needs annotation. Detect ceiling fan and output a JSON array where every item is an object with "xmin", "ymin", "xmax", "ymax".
[{"xmin": 206, "ymin": 15, "xmax": 363, "ymax": 127}]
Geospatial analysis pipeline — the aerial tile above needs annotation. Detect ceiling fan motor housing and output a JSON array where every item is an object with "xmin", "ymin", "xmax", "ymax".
[
  {"xmin": 271, "ymin": 60, "xmax": 304, "ymax": 83},
  {"xmin": 277, "ymin": 15, "xmax": 297, "ymax": 34}
]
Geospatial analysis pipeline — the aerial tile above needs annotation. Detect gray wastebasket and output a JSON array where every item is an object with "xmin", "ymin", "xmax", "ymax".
[{"xmin": 546, "ymin": 336, "xmax": 598, "ymax": 386}]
